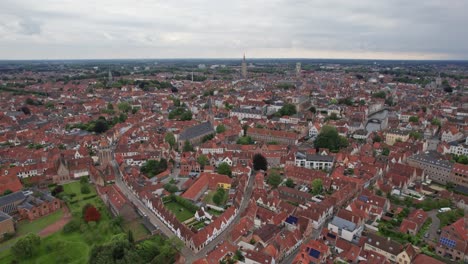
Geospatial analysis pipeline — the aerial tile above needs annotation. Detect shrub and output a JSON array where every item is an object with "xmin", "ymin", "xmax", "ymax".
[
  {"xmin": 81, "ymin": 184, "xmax": 91, "ymax": 194},
  {"xmin": 63, "ymin": 219, "xmax": 81, "ymax": 234},
  {"xmin": 84, "ymin": 205, "xmax": 101, "ymax": 222}
]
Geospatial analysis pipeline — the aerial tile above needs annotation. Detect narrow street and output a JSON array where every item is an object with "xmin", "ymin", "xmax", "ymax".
[
  {"xmin": 427, "ymin": 210, "xmax": 441, "ymax": 242},
  {"xmin": 111, "ymin": 156, "xmax": 256, "ymax": 263}
]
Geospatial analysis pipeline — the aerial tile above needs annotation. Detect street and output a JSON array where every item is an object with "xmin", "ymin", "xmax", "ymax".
[{"xmin": 110, "ymin": 156, "xmax": 256, "ymax": 263}]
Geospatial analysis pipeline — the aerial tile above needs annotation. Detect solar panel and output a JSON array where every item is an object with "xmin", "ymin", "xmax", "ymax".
[
  {"xmin": 286, "ymin": 215, "xmax": 298, "ymax": 225},
  {"xmin": 358, "ymin": 195, "xmax": 368, "ymax": 202},
  {"xmin": 309, "ymin": 248, "xmax": 321, "ymax": 258}
]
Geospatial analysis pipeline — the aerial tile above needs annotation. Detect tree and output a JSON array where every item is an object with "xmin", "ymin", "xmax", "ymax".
[
  {"xmin": 84, "ymin": 205, "xmax": 101, "ymax": 222},
  {"xmin": 45, "ymin": 101, "xmax": 55, "ymax": 109},
  {"xmin": 409, "ymin": 131, "xmax": 422, "ymax": 140},
  {"xmin": 311, "ymin": 179, "xmax": 323, "ymax": 195},
  {"xmin": 278, "ymin": 104, "xmax": 297, "ymax": 116},
  {"xmin": 2, "ymin": 189, "xmax": 12, "ymax": 196},
  {"xmin": 431, "ymin": 118, "xmax": 441, "ymax": 126},
  {"xmin": 373, "ymin": 134, "xmax": 382, "ymax": 143},
  {"xmin": 94, "ymin": 119, "xmax": 109, "ymax": 133},
  {"xmin": 183, "ymin": 141, "xmax": 194, "ymax": 152},
  {"xmin": 197, "ymin": 155, "xmax": 209, "ymax": 167},
  {"xmin": 409, "ymin": 116, "xmax": 419, "ymax": 123},
  {"xmin": 382, "ymin": 147, "xmax": 390, "ymax": 156},
  {"xmin": 372, "ymin": 91, "xmax": 386, "ymax": 99},
  {"xmin": 216, "ymin": 124, "xmax": 226, "ymax": 134},
  {"xmin": 217, "ymin": 162, "xmax": 232, "ymax": 177},
  {"xmin": 51, "ymin": 185, "xmax": 64, "ymax": 197},
  {"xmin": 20, "ymin": 106, "xmax": 31, "ymax": 115},
  {"xmin": 164, "ymin": 183, "xmax": 178, "ymax": 193},
  {"xmin": 118, "ymin": 102, "xmax": 132, "ymax": 113},
  {"xmin": 81, "ymin": 184, "xmax": 91, "ymax": 194},
  {"xmin": 180, "ymin": 110, "xmax": 192, "ymax": 121},
  {"xmin": 285, "ymin": 178, "xmax": 295, "ymax": 188},
  {"xmin": 314, "ymin": 125, "xmax": 348, "ymax": 152},
  {"xmin": 267, "ymin": 170, "xmax": 282, "ymax": 188},
  {"xmin": 164, "ymin": 132, "xmax": 176, "ymax": 148},
  {"xmin": 107, "ymin": 102, "xmax": 114, "ymax": 110},
  {"xmin": 253, "ymin": 154, "xmax": 268, "ymax": 171},
  {"xmin": 237, "ymin": 136, "xmax": 254, "ymax": 145},
  {"xmin": 212, "ymin": 188, "xmax": 227, "ymax": 206},
  {"xmin": 11, "ymin": 233, "xmax": 41, "ymax": 259},
  {"xmin": 141, "ymin": 159, "xmax": 168, "ymax": 177},
  {"xmin": 128, "ymin": 230, "xmax": 134, "ymax": 244}
]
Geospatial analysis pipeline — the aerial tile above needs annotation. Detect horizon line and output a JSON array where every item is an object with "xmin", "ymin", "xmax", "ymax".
[{"xmin": 1, "ymin": 57, "xmax": 468, "ymax": 62}]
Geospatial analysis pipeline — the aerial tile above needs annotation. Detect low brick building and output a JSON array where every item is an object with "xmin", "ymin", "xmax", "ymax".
[{"xmin": 0, "ymin": 211, "xmax": 15, "ymax": 238}]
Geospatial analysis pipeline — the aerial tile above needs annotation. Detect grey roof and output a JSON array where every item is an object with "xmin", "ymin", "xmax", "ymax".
[
  {"xmin": 330, "ymin": 216, "xmax": 357, "ymax": 231},
  {"xmin": 231, "ymin": 108, "xmax": 263, "ymax": 115},
  {"xmin": 0, "ymin": 211, "xmax": 12, "ymax": 222},
  {"xmin": 0, "ymin": 191, "xmax": 26, "ymax": 208},
  {"xmin": 179, "ymin": 122, "xmax": 214, "ymax": 141},
  {"xmin": 409, "ymin": 152, "xmax": 453, "ymax": 170},
  {"xmin": 304, "ymin": 154, "xmax": 335, "ymax": 162}
]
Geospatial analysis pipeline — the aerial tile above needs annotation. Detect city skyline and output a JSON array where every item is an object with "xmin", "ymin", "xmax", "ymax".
[{"xmin": 1, "ymin": 0, "xmax": 468, "ymax": 60}]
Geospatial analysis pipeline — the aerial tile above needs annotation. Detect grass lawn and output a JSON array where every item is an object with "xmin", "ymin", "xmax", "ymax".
[
  {"xmin": 0, "ymin": 230, "xmax": 91, "ymax": 264},
  {"xmin": 203, "ymin": 190, "xmax": 216, "ymax": 204},
  {"xmin": 207, "ymin": 208, "xmax": 223, "ymax": 216},
  {"xmin": 437, "ymin": 209, "xmax": 465, "ymax": 228},
  {"xmin": 123, "ymin": 220, "xmax": 150, "ymax": 241},
  {"xmin": 0, "ymin": 208, "xmax": 64, "ymax": 250},
  {"xmin": 17, "ymin": 209, "xmax": 64, "ymax": 236},
  {"xmin": 0, "ymin": 182, "xmax": 122, "ymax": 263},
  {"xmin": 164, "ymin": 201, "xmax": 194, "ymax": 222}
]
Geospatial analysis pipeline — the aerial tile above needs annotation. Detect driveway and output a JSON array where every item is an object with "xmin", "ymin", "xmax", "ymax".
[{"xmin": 426, "ymin": 210, "xmax": 440, "ymax": 242}]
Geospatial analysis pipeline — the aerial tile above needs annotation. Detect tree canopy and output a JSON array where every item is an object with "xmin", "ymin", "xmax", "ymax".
[
  {"xmin": 314, "ymin": 125, "xmax": 348, "ymax": 152},
  {"xmin": 217, "ymin": 162, "xmax": 232, "ymax": 177},
  {"xmin": 253, "ymin": 153, "xmax": 268, "ymax": 171},
  {"xmin": 164, "ymin": 132, "xmax": 176, "ymax": 148},
  {"xmin": 212, "ymin": 188, "xmax": 228, "ymax": 206},
  {"xmin": 267, "ymin": 170, "xmax": 282, "ymax": 188},
  {"xmin": 311, "ymin": 179, "xmax": 323, "ymax": 195},
  {"xmin": 278, "ymin": 103, "xmax": 297, "ymax": 116},
  {"xmin": 216, "ymin": 124, "xmax": 226, "ymax": 134},
  {"xmin": 11, "ymin": 233, "xmax": 41, "ymax": 259},
  {"xmin": 140, "ymin": 159, "xmax": 168, "ymax": 178}
]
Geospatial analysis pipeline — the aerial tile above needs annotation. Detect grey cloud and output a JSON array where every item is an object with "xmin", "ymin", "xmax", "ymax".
[{"xmin": 0, "ymin": 0, "xmax": 467, "ymax": 59}]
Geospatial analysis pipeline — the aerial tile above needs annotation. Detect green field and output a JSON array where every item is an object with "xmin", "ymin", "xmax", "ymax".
[
  {"xmin": 0, "ymin": 181, "xmax": 122, "ymax": 264},
  {"xmin": 0, "ymin": 209, "xmax": 64, "ymax": 250},
  {"xmin": 164, "ymin": 201, "xmax": 194, "ymax": 222},
  {"xmin": 203, "ymin": 190, "xmax": 216, "ymax": 204},
  {"xmin": 123, "ymin": 220, "xmax": 150, "ymax": 241}
]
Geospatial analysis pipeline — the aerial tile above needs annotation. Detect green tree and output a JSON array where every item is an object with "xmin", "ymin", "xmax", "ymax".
[
  {"xmin": 217, "ymin": 162, "xmax": 232, "ymax": 177},
  {"xmin": 2, "ymin": 189, "xmax": 13, "ymax": 196},
  {"xmin": 212, "ymin": 188, "xmax": 227, "ymax": 206},
  {"xmin": 373, "ymin": 134, "xmax": 382, "ymax": 143},
  {"xmin": 164, "ymin": 183, "xmax": 178, "ymax": 193},
  {"xmin": 431, "ymin": 118, "xmax": 441, "ymax": 126},
  {"xmin": 141, "ymin": 159, "xmax": 168, "ymax": 177},
  {"xmin": 164, "ymin": 132, "xmax": 176, "ymax": 148},
  {"xmin": 253, "ymin": 153, "xmax": 268, "ymax": 171},
  {"xmin": 81, "ymin": 184, "xmax": 91, "ymax": 194},
  {"xmin": 183, "ymin": 141, "xmax": 194, "ymax": 152},
  {"xmin": 285, "ymin": 178, "xmax": 295, "ymax": 188},
  {"xmin": 237, "ymin": 136, "xmax": 254, "ymax": 145},
  {"xmin": 180, "ymin": 110, "xmax": 192, "ymax": 121},
  {"xmin": 267, "ymin": 170, "xmax": 282, "ymax": 188},
  {"xmin": 11, "ymin": 233, "xmax": 41, "ymax": 259},
  {"xmin": 216, "ymin": 124, "xmax": 226, "ymax": 134},
  {"xmin": 278, "ymin": 104, "xmax": 297, "ymax": 116},
  {"xmin": 382, "ymin": 147, "xmax": 390, "ymax": 156},
  {"xmin": 311, "ymin": 179, "xmax": 323, "ymax": 195},
  {"xmin": 118, "ymin": 102, "xmax": 132, "ymax": 113},
  {"xmin": 94, "ymin": 119, "xmax": 109, "ymax": 133},
  {"xmin": 314, "ymin": 125, "xmax": 348, "ymax": 152},
  {"xmin": 372, "ymin": 91, "xmax": 386, "ymax": 98},
  {"xmin": 409, "ymin": 131, "xmax": 422, "ymax": 140},
  {"xmin": 409, "ymin": 116, "xmax": 419, "ymax": 123},
  {"xmin": 107, "ymin": 102, "xmax": 114, "ymax": 110},
  {"xmin": 197, "ymin": 155, "xmax": 209, "ymax": 167},
  {"xmin": 45, "ymin": 101, "xmax": 55, "ymax": 109}
]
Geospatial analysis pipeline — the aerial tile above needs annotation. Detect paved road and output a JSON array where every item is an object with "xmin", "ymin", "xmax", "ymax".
[
  {"xmin": 427, "ymin": 210, "xmax": 441, "ymax": 242},
  {"xmin": 111, "ymin": 157, "xmax": 256, "ymax": 263},
  {"xmin": 279, "ymin": 220, "xmax": 327, "ymax": 264}
]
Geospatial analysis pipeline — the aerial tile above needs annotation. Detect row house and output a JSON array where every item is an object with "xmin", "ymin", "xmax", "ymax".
[{"xmin": 295, "ymin": 152, "xmax": 335, "ymax": 171}]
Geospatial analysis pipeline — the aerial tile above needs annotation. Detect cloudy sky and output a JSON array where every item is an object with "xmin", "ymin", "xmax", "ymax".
[{"xmin": 0, "ymin": 0, "xmax": 467, "ymax": 60}]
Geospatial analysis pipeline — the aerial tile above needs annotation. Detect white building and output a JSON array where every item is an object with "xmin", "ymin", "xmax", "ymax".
[{"xmin": 295, "ymin": 152, "xmax": 334, "ymax": 171}]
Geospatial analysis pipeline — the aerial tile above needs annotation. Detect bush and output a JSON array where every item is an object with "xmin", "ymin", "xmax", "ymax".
[
  {"xmin": 81, "ymin": 184, "xmax": 91, "ymax": 194},
  {"xmin": 63, "ymin": 219, "xmax": 81, "ymax": 234}
]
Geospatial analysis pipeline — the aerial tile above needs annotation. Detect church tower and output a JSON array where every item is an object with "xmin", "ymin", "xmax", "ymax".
[{"xmin": 241, "ymin": 53, "xmax": 247, "ymax": 79}]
